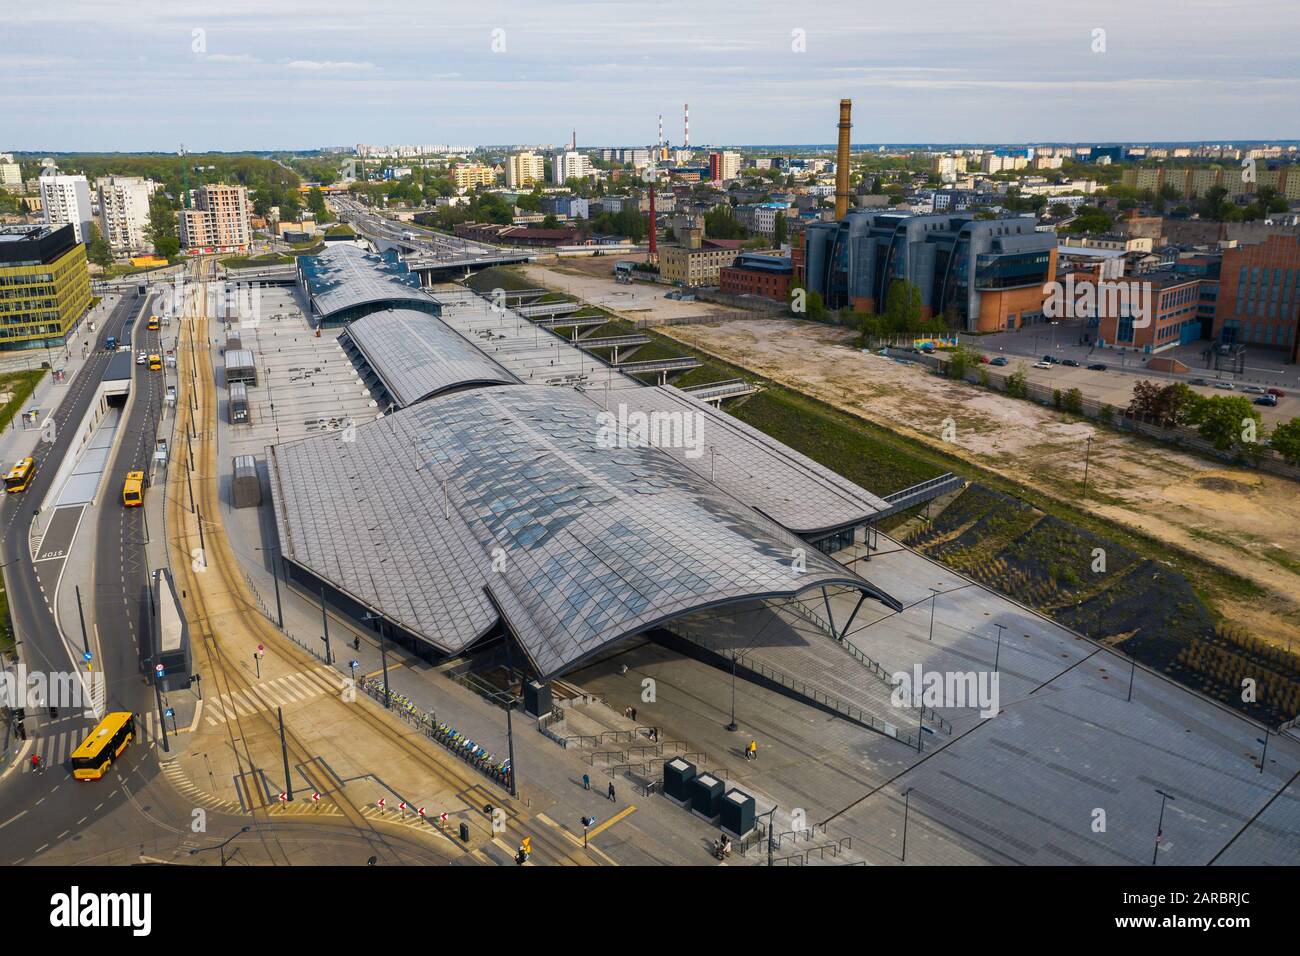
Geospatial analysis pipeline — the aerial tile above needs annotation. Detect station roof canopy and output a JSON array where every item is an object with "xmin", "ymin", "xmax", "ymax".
[
  {"xmin": 344, "ymin": 308, "xmax": 519, "ymax": 407},
  {"xmin": 268, "ymin": 384, "xmax": 898, "ymax": 678},
  {"xmin": 297, "ymin": 243, "xmax": 435, "ymax": 322}
]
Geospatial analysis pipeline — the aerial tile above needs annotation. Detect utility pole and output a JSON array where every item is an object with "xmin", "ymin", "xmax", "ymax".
[
  {"xmin": 152, "ymin": 664, "xmax": 170, "ymax": 754},
  {"xmin": 928, "ymin": 588, "xmax": 939, "ymax": 641},
  {"xmin": 503, "ymin": 637, "xmax": 518, "ymax": 797},
  {"xmin": 901, "ymin": 788, "xmax": 912, "ymax": 862},
  {"xmin": 320, "ymin": 587, "xmax": 332, "ymax": 665},
  {"xmin": 1081, "ymin": 435, "xmax": 1093, "ymax": 499},
  {"xmin": 1152, "ymin": 789, "xmax": 1175, "ymax": 865}
]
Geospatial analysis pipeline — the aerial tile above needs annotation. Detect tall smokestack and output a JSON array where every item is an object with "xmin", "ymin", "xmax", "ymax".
[
  {"xmin": 835, "ymin": 98, "xmax": 852, "ymax": 219},
  {"xmin": 658, "ymin": 113, "xmax": 663, "ymax": 147},
  {"xmin": 684, "ymin": 103, "xmax": 689, "ymax": 149},
  {"xmin": 571, "ymin": 128, "xmax": 576, "ymax": 150}
]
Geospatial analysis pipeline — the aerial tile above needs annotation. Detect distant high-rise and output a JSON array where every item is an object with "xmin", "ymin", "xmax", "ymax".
[
  {"xmin": 551, "ymin": 150, "xmax": 591, "ymax": 184},
  {"xmin": 506, "ymin": 151, "xmax": 547, "ymax": 189},
  {"xmin": 39, "ymin": 174, "xmax": 94, "ymax": 244}
]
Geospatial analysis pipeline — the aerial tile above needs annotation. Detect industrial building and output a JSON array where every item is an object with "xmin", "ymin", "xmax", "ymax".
[
  {"xmin": 0, "ymin": 223, "xmax": 92, "ymax": 352},
  {"xmin": 802, "ymin": 211, "xmax": 1059, "ymax": 332}
]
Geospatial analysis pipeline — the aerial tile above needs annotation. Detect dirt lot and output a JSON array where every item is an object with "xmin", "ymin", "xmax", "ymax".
[
  {"xmin": 520, "ymin": 260, "xmax": 746, "ymax": 325},
  {"xmin": 662, "ymin": 318, "xmax": 1300, "ymax": 647}
]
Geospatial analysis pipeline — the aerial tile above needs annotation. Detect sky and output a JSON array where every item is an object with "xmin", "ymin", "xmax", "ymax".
[{"xmin": 2, "ymin": 0, "xmax": 1298, "ymax": 152}]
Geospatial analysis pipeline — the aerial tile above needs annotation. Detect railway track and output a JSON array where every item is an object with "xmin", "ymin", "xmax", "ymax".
[{"xmin": 164, "ymin": 260, "xmax": 594, "ymax": 866}]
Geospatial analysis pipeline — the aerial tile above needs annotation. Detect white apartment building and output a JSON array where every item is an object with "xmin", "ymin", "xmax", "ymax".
[
  {"xmin": 506, "ymin": 151, "xmax": 547, "ymax": 189},
  {"xmin": 39, "ymin": 174, "xmax": 94, "ymax": 243},
  {"xmin": 96, "ymin": 176, "xmax": 155, "ymax": 256},
  {"xmin": 178, "ymin": 183, "xmax": 251, "ymax": 250},
  {"xmin": 0, "ymin": 158, "xmax": 20, "ymax": 188},
  {"xmin": 551, "ymin": 150, "xmax": 591, "ymax": 184}
]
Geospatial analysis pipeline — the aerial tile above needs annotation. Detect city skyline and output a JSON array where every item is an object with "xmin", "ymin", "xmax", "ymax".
[{"xmin": 3, "ymin": 0, "xmax": 1298, "ymax": 151}]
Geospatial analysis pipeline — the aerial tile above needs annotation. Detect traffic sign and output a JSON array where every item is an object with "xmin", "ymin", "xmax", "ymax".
[
  {"xmin": 311, "ymin": 792, "xmax": 321, "ymax": 802},
  {"xmin": 154, "ymin": 664, "xmax": 164, "ymax": 675},
  {"xmin": 377, "ymin": 798, "xmax": 386, "ymax": 809},
  {"xmin": 278, "ymin": 792, "xmax": 288, "ymax": 802},
  {"xmin": 83, "ymin": 651, "xmax": 93, "ymax": 662},
  {"xmin": 164, "ymin": 708, "xmax": 174, "ymax": 718},
  {"xmin": 417, "ymin": 807, "xmax": 425, "ymax": 818}
]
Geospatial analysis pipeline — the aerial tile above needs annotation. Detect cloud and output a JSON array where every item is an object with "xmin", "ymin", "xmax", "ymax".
[
  {"xmin": 284, "ymin": 59, "xmax": 376, "ymax": 72},
  {"xmin": 203, "ymin": 53, "xmax": 261, "ymax": 64}
]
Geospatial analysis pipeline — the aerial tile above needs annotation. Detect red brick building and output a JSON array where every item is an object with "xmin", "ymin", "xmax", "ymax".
[
  {"xmin": 1215, "ymin": 235, "xmax": 1300, "ymax": 361},
  {"xmin": 719, "ymin": 252, "xmax": 794, "ymax": 302}
]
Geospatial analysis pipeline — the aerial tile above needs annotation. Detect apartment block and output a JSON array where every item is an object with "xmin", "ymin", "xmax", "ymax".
[
  {"xmin": 178, "ymin": 183, "xmax": 251, "ymax": 251},
  {"xmin": 38, "ymin": 174, "xmax": 94, "ymax": 243},
  {"xmin": 96, "ymin": 176, "xmax": 154, "ymax": 256},
  {"xmin": 452, "ymin": 164, "xmax": 496, "ymax": 192},
  {"xmin": 505, "ymin": 152, "xmax": 546, "ymax": 189},
  {"xmin": 1215, "ymin": 234, "xmax": 1300, "ymax": 358}
]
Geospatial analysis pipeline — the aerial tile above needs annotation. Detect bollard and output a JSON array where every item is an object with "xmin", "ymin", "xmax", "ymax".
[{"xmin": 458, "ymin": 822, "xmax": 470, "ymax": 843}]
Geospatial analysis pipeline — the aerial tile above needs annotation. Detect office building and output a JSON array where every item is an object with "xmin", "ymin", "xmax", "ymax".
[
  {"xmin": 708, "ymin": 151, "xmax": 742, "ymax": 182},
  {"xmin": 178, "ymin": 184, "xmax": 251, "ymax": 251},
  {"xmin": 96, "ymin": 176, "xmax": 155, "ymax": 257},
  {"xmin": 0, "ymin": 224, "xmax": 92, "ymax": 351},
  {"xmin": 38, "ymin": 174, "xmax": 94, "ymax": 243},
  {"xmin": 540, "ymin": 195, "xmax": 589, "ymax": 220},
  {"xmin": 803, "ymin": 211, "xmax": 1058, "ymax": 332},
  {"xmin": 506, "ymin": 152, "xmax": 547, "ymax": 189}
]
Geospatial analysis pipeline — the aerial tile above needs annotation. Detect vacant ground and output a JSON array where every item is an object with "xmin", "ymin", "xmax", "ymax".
[
  {"xmin": 662, "ymin": 318, "xmax": 1300, "ymax": 648},
  {"xmin": 519, "ymin": 261, "xmax": 748, "ymax": 325}
]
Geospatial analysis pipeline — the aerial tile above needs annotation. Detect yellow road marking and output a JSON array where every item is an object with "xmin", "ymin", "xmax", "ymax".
[{"xmin": 587, "ymin": 804, "xmax": 636, "ymax": 838}]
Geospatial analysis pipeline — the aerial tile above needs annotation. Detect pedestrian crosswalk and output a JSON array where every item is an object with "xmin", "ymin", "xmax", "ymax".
[
  {"xmin": 21, "ymin": 711, "xmax": 169, "ymax": 772},
  {"xmin": 203, "ymin": 666, "xmax": 344, "ymax": 727}
]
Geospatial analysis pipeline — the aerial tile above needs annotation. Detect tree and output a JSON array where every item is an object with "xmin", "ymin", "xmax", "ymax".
[
  {"xmin": 1127, "ymin": 380, "xmax": 1195, "ymax": 427},
  {"xmin": 307, "ymin": 186, "xmax": 332, "ymax": 223},
  {"xmin": 883, "ymin": 279, "xmax": 924, "ymax": 334},
  {"xmin": 1269, "ymin": 417, "xmax": 1300, "ymax": 465},
  {"xmin": 772, "ymin": 212, "xmax": 788, "ymax": 246},
  {"xmin": 1005, "ymin": 368, "xmax": 1029, "ymax": 399},
  {"xmin": 541, "ymin": 214, "xmax": 559, "ymax": 229},
  {"xmin": 1183, "ymin": 394, "xmax": 1260, "ymax": 453},
  {"xmin": 85, "ymin": 223, "xmax": 113, "ymax": 268},
  {"xmin": 145, "ymin": 192, "xmax": 180, "ymax": 259},
  {"xmin": 1062, "ymin": 205, "xmax": 1114, "ymax": 234},
  {"xmin": 704, "ymin": 206, "xmax": 747, "ymax": 240}
]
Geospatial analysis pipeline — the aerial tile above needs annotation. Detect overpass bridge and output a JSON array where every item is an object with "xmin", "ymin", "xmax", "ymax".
[{"xmin": 680, "ymin": 378, "xmax": 763, "ymax": 403}]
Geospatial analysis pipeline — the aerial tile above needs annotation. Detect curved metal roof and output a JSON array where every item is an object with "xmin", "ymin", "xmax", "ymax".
[
  {"xmin": 345, "ymin": 309, "xmax": 518, "ymax": 407},
  {"xmin": 298, "ymin": 243, "xmax": 434, "ymax": 321},
  {"xmin": 268, "ymin": 384, "xmax": 897, "ymax": 677}
]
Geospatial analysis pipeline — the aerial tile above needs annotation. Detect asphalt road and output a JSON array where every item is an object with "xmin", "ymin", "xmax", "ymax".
[{"xmin": 0, "ymin": 290, "xmax": 168, "ymax": 863}]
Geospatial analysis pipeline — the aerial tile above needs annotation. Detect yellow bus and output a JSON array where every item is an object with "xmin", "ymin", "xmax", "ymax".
[
  {"xmin": 4, "ymin": 457, "xmax": 34, "ymax": 494},
  {"xmin": 70, "ymin": 712, "xmax": 136, "ymax": 780},
  {"xmin": 147, "ymin": 315, "xmax": 160, "ymax": 330},
  {"xmin": 123, "ymin": 470, "xmax": 144, "ymax": 507},
  {"xmin": 148, "ymin": 353, "xmax": 162, "ymax": 370}
]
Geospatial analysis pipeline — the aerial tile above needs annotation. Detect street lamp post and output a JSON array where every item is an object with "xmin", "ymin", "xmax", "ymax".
[
  {"xmin": 993, "ymin": 622, "xmax": 1005, "ymax": 672},
  {"xmin": 1081, "ymin": 436, "xmax": 1093, "ymax": 499},
  {"xmin": 189, "ymin": 826, "xmax": 251, "ymax": 866},
  {"xmin": 726, "ymin": 652, "xmax": 739, "ymax": 732},
  {"xmin": 1152, "ymin": 788, "xmax": 1175, "ymax": 865},
  {"xmin": 928, "ymin": 588, "xmax": 939, "ymax": 641},
  {"xmin": 253, "ymin": 546, "xmax": 283, "ymax": 629},
  {"xmin": 901, "ymin": 788, "xmax": 913, "ymax": 862}
]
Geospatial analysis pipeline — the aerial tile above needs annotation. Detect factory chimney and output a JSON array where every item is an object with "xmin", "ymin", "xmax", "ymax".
[
  {"xmin": 684, "ymin": 103, "xmax": 689, "ymax": 149},
  {"xmin": 835, "ymin": 99, "xmax": 852, "ymax": 220},
  {"xmin": 648, "ymin": 182, "xmax": 657, "ymax": 260},
  {"xmin": 658, "ymin": 113, "xmax": 663, "ymax": 148}
]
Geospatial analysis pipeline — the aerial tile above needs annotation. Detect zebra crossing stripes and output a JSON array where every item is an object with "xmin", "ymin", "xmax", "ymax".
[
  {"xmin": 204, "ymin": 666, "xmax": 343, "ymax": 726},
  {"xmin": 23, "ymin": 711, "xmax": 163, "ymax": 772}
]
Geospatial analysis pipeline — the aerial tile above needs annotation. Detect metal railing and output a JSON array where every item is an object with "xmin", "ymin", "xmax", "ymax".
[{"xmin": 665, "ymin": 623, "xmax": 924, "ymax": 749}]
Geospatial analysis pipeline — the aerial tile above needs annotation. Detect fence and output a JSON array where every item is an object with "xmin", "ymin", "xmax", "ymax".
[{"xmin": 903, "ymin": 350, "xmax": 1300, "ymax": 481}]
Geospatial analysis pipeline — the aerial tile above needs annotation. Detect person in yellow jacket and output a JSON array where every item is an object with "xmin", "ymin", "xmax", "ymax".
[{"xmin": 746, "ymin": 739, "xmax": 758, "ymax": 761}]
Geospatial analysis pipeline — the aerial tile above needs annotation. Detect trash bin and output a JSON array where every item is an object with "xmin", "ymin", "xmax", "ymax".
[{"xmin": 459, "ymin": 822, "xmax": 470, "ymax": 843}]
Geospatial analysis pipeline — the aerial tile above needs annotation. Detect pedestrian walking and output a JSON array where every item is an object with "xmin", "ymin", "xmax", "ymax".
[
  {"xmin": 582, "ymin": 773, "xmax": 590, "ymax": 790},
  {"xmin": 630, "ymin": 707, "xmax": 637, "ymax": 722},
  {"xmin": 607, "ymin": 782, "xmax": 616, "ymax": 802},
  {"xmin": 747, "ymin": 739, "xmax": 758, "ymax": 762}
]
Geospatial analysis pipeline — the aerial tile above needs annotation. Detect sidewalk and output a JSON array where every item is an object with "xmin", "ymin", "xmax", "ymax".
[{"xmin": 0, "ymin": 294, "xmax": 122, "ymax": 468}]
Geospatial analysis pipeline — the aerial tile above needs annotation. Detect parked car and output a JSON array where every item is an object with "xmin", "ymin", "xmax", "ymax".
[
  {"xmin": 1240, "ymin": 385, "xmax": 1266, "ymax": 394},
  {"xmin": 1033, "ymin": 361, "xmax": 1052, "ymax": 369},
  {"xmin": 1062, "ymin": 359, "xmax": 1080, "ymax": 367},
  {"xmin": 1254, "ymin": 394, "xmax": 1278, "ymax": 407},
  {"xmin": 1042, "ymin": 355, "xmax": 1061, "ymax": 364},
  {"xmin": 1267, "ymin": 387, "xmax": 1287, "ymax": 398},
  {"xmin": 979, "ymin": 354, "xmax": 991, "ymax": 364},
  {"xmin": 1190, "ymin": 378, "xmax": 1209, "ymax": 386},
  {"xmin": 989, "ymin": 356, "xmax": 1009, "ymax": 366},
  {"xmin": 1211, "ymin": 381, "xmax": 1235, "ymax": 390},
  {"xmin": 1087, "ymin": 363, "xmax": 1107, "ymax": 371}
]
